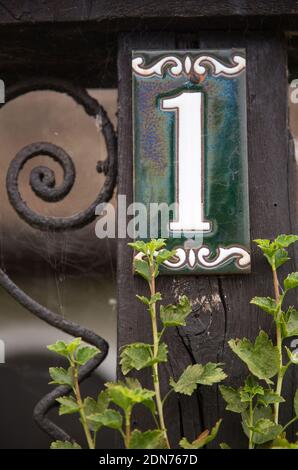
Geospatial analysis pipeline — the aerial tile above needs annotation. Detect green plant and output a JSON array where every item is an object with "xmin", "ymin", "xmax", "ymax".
[
  {"xmin": 220, "ymin": 234, "xmax": 298, "ymax": 449},
  {"xmin": 48, "ymin": 239, "xmax": 226, "ymax": 449}
]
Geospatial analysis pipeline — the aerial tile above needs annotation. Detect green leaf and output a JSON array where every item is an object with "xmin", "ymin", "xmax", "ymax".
[
  {"xmin": 47, "ymin": 338, "xmax": 83, "ymax": 359},
  {"xmin": 220, "ymin": 442, "xmax": 231, "ymax": 449},
  {"xmin": 253, "ymin": 239, "xmax": 290, "ymax": 269},
  {"xmin": 105, "ymin": 379, "xmax": 155, "ymax": 415},
  {"xmin": 274, "ymin": 249, "xmax": 290, "ymax": 269},
  {"xmin": 271, "ymin": 437, "xmax": 298, "ymax": 449},
  {"xmin": 136, "ymin": 292, "xmax": 162, "ymax": 306},
  {"xmin": 160, "ymin": 295, "xmax": 192, "ymax": 327},
  {"xmin": 47, "ymin": 340, "xmax": 69, "ymax": 358},
  {"xmin": 128, "ymin": 240, "xmax": 148, "ymax": 255},
  {"xmin": 242, "ymin": 375, "xmax": 264, "ymax": 398},
  {"xmin": 284, "ymin": 272, "xmax": 298, "ymax": 292},
  {"xmin": 129, "ymin": 430, "xmax": 166, "ymax": 449},
  {"xmin": 252, "ymin": 418, "xmax": 283, "ymax": 445},
  {"xmin": 242, "ymin": 406, "xmax": 282, "ymax": 445},
  {"xmin": 180, "ymin": 420, "xmax": 221, "ymax": 449},
  {"xmin": 67, "ymin": 338, "xmax": 82, "ymax": 355},
  {"xmin": 170, "ymin": 363, "xmax": 226, "ymax": 396},
  {"xmin": 76, "ymin": 346, "xmax": 99, "ymax": 365},
  {"xmin": 84, "ymin": 391, "xmax": 111, "ymax": 432},
  {"xmin": 285, "ymin": 346, "xmax": 298, "ymax": 364},
  {"xmin": 120, "ymin": 342, "xmax": 167, "ymax": 375},
  {"xmin": 88, "ymin": 409, "xmax": 123, "ymax": 431},
  {"xmin": 250, "ymin": 297, "xmax": 277, "ymax": 315},
  {"xmin": 228, "ymin": 331, "xmax": 279, "ymax": 384},
  {"xmin": 294, "ymin": 389, "xmax": 298, "ymax": 417},
  {"xmin": 219, "ymin": 385, "xmax": 248, "ymax": 413},
  {"xmin": 284, "ymin": 307, "xmax": 298, "ymax": 337},
  {"xmin": 56, "ymin": 396, "xmax": 79, "ymax": 415},
  {"xmin": 134, "ymin": 259, "xmax": 151, "ymax": 282},
  {"xmin": 49, "ymin": 367, "xmax": 73, "ymax": 387},
  {"xmin": 96, "ymin": 390, "xmax": 111, "ymax": 414},
  {"xmin": 147, "ymin": 239, "xmax": 166, "ymax": 254},
  {"xmin": 50, "ymin": 440, "xmax": 81, "ymax": 449},
  {"xmin": 275, "ymin": 234, "xmax": 298, "ymax": 248},
  {"xmin": 257, "ymin": 390, "xmax": 285, "ymax": 407},
  {"xmin": 83, "ymin": 397, "xmax": 97, "ymax": 416},
  {"xmin": 253, "ymin": 239, "xmax": 271, "ymax": 248},
  {"xmin": 156, "ymin": 249, "xmax": 176, "ymax": 265}
]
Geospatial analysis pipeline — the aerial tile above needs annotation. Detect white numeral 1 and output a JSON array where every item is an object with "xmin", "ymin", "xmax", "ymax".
[{"xmin": 161, "ymin": 91, "xmax": 211, "ymax": 232}]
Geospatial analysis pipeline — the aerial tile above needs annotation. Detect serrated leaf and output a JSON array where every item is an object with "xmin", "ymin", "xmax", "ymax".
[
  {"xmin": 76, "ymin": 345, "xmax": 99, "ymax": 365},
  {"xmin": 156, "ymin": 249, "xmax": 176, "ymax": 265},
  {"xmin": 274, "ymin": 249, "xmax": 290, "ymax": 269},
  {"xmin": 50, "ymin": 440, "xmax": 81, "ymax": 449},
  {"xmin": 128, "ymin": 240, "xmax": 148, "ymax": 255},
  {"xmin": 180, "ymin": 420, "xmax": 221, "ymax": 449},
  {"xmin": 284, "ymin": 272, "xmax": 298, "ymax": 292},
  {"xmin": 285, "ymin": 307, "xmax": 298, "ymax": 337},
  {"xmin": 96, "ymin": 390, "xmax": 110, "ymax": 414},
  {"xmin": 170, "ymin": 363, "xmax": 226, "ymax": 396},
  {"xmin": 242, "ymin": 406, "xmax": 282, "ymax": 445},
  {"xmin": 136, "ymin": 295, "xmax": 150, "ymax": 305},
  {"xmin": 257, "ymin": 390, "xmax": 285, "ymax": 407},
  {"xmin": 47, "ymin": 340, "xmax": 69, "ymax": 358},
  {"xmin": 250, "ymin": 297, "xmax": 277, "ymax": 315},
  {"xmin": 134, "ymin": 259, "xmax": 151, "ymax": 282},
  {"xmin": 242, "ymin": 375, "xmax": 264, "ymax": 397},
  {"xmin": 253, "ymin": 239, "xmax": 290, "ymax": 269},
  {"xmin": 219, "ymin": 385, "xmax": 248, "ymax": 413},
  {"xmin": 129, "ymin": 429, "xmax": 166, "ymax": 449},
  {"xmin": 136, "ymin": 293, "xmax": 162, "ymax": 306},
  {"xmin": 67, "ymin": 337, "xmax": 82, "ymax": 354},
  {"xmin": 120, "ymin": 342, "xmax": 167, "ymax": 375},
  {"xmin": 252, "ymin": 418, "xmax": 283, "ymax": 445},
  {"xmin": 275, "ymin": 234, "xmax": 298, "ymax": 248},
  {"xmin": 160, "ymin": 295, "xmax": 192, "ymax": 327},
  {"xmin": 49, "ymin": 367, "xmax": 73, "ymax": 387},
  {"xmin": 84, "ymin": 392, "xmax": 111, "ymax": 432},
  {"xmin": 88, "ymin": 409, "xmax": 122, "ymax": 431},
  {"xmin": 105, "ymin": 380, "xmax": 155, "ymax": 414},
  {"xmin": 56, "ymin": 396, "xmax": 79, "ymax": 415},
  {"xmin": 83, "ymin": 397, "xmax": 97, "ymax": 417},
  {"xmin": 147, "ymin": 239, "xmax": 166, "ymax": 254},
  {"xmin": 294, "ymin": 389, "xmax": 298, "ymax": 417},
  {"xmin": 253, "ymin": 239, "xmax": 271, "ymax": 249},
  {"xmin": 228, "ymin": 331, "xmax": 279, "ymax": 384}
]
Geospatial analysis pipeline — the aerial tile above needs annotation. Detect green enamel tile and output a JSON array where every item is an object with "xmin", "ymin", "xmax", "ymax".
[{"xmin": 132, "ymin": 50, "xmax": 250, "ymax": 274}]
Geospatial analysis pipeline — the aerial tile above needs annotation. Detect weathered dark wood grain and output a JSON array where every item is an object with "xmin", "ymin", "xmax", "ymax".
[
  {"xmin": 0, "ymin": 24, "xmax": 117, "ymax": 88},
  {"xmin": 1, "ymin": 1, "xmax": 298, "ymax": 24},
  {"xmin": 117, "ymin": 31, "xmax": 297, "ymax": 448}
]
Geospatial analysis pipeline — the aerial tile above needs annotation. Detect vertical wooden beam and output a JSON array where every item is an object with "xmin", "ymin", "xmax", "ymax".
[{"xmin": 117, "ymin": 31, "xmax": 295, "ymax": 447}]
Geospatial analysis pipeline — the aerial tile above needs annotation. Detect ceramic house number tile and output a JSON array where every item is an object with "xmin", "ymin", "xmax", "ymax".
[{"xmin": 132, "ymin": 49, "xmax": 250, "ymax": 274}]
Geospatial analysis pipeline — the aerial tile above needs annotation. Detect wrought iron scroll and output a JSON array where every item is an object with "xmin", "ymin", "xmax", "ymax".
[{"xmin": 0, "ymin": 79, "xmax": 117, "ymax": 444}]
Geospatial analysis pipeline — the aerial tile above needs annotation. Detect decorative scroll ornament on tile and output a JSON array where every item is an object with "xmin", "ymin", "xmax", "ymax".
[
  {"xmin": 135, "ymin": 246, "xmax": 250, "ymax": 271},
  {"xmin": 132, "ymin": 54, "xmax": 246, "ymax": 78}
]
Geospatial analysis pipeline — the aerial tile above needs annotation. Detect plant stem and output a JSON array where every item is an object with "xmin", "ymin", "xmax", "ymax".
[
  {"xmin": 149, "ymin": 268, "xmax": 170, "ymax": 449},
  {"xmin": 272, "ymin": 267, "xmax": 283, "ymax": 425},
  {"xmin": 72, "ymin": 363, "xmax": 95, "ymax": 449},
  {"xmin": 124, "ymin": 410, "xmax": 132, "ymax": 449},
  {"xmin": 248, "ymin": 399, "xmax": 254, "ymax": 449},
  {"xmin": 282, "ymin": 415, "xmax": 298, "ymax": 432}
]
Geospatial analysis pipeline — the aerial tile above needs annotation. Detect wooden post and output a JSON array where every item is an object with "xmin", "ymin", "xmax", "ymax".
[{"xmin": 117, "ymin": 31, "xmax": 296, "ymax": 447}]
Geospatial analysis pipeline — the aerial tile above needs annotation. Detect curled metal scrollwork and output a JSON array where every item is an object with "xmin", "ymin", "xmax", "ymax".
[
  {"xmin": 4, "ymin": 79, "xmax": 117, "ymax": 231},
  {"xmin": 0, "ymin": 79, "xmax": 117, "ymax": 444}
]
